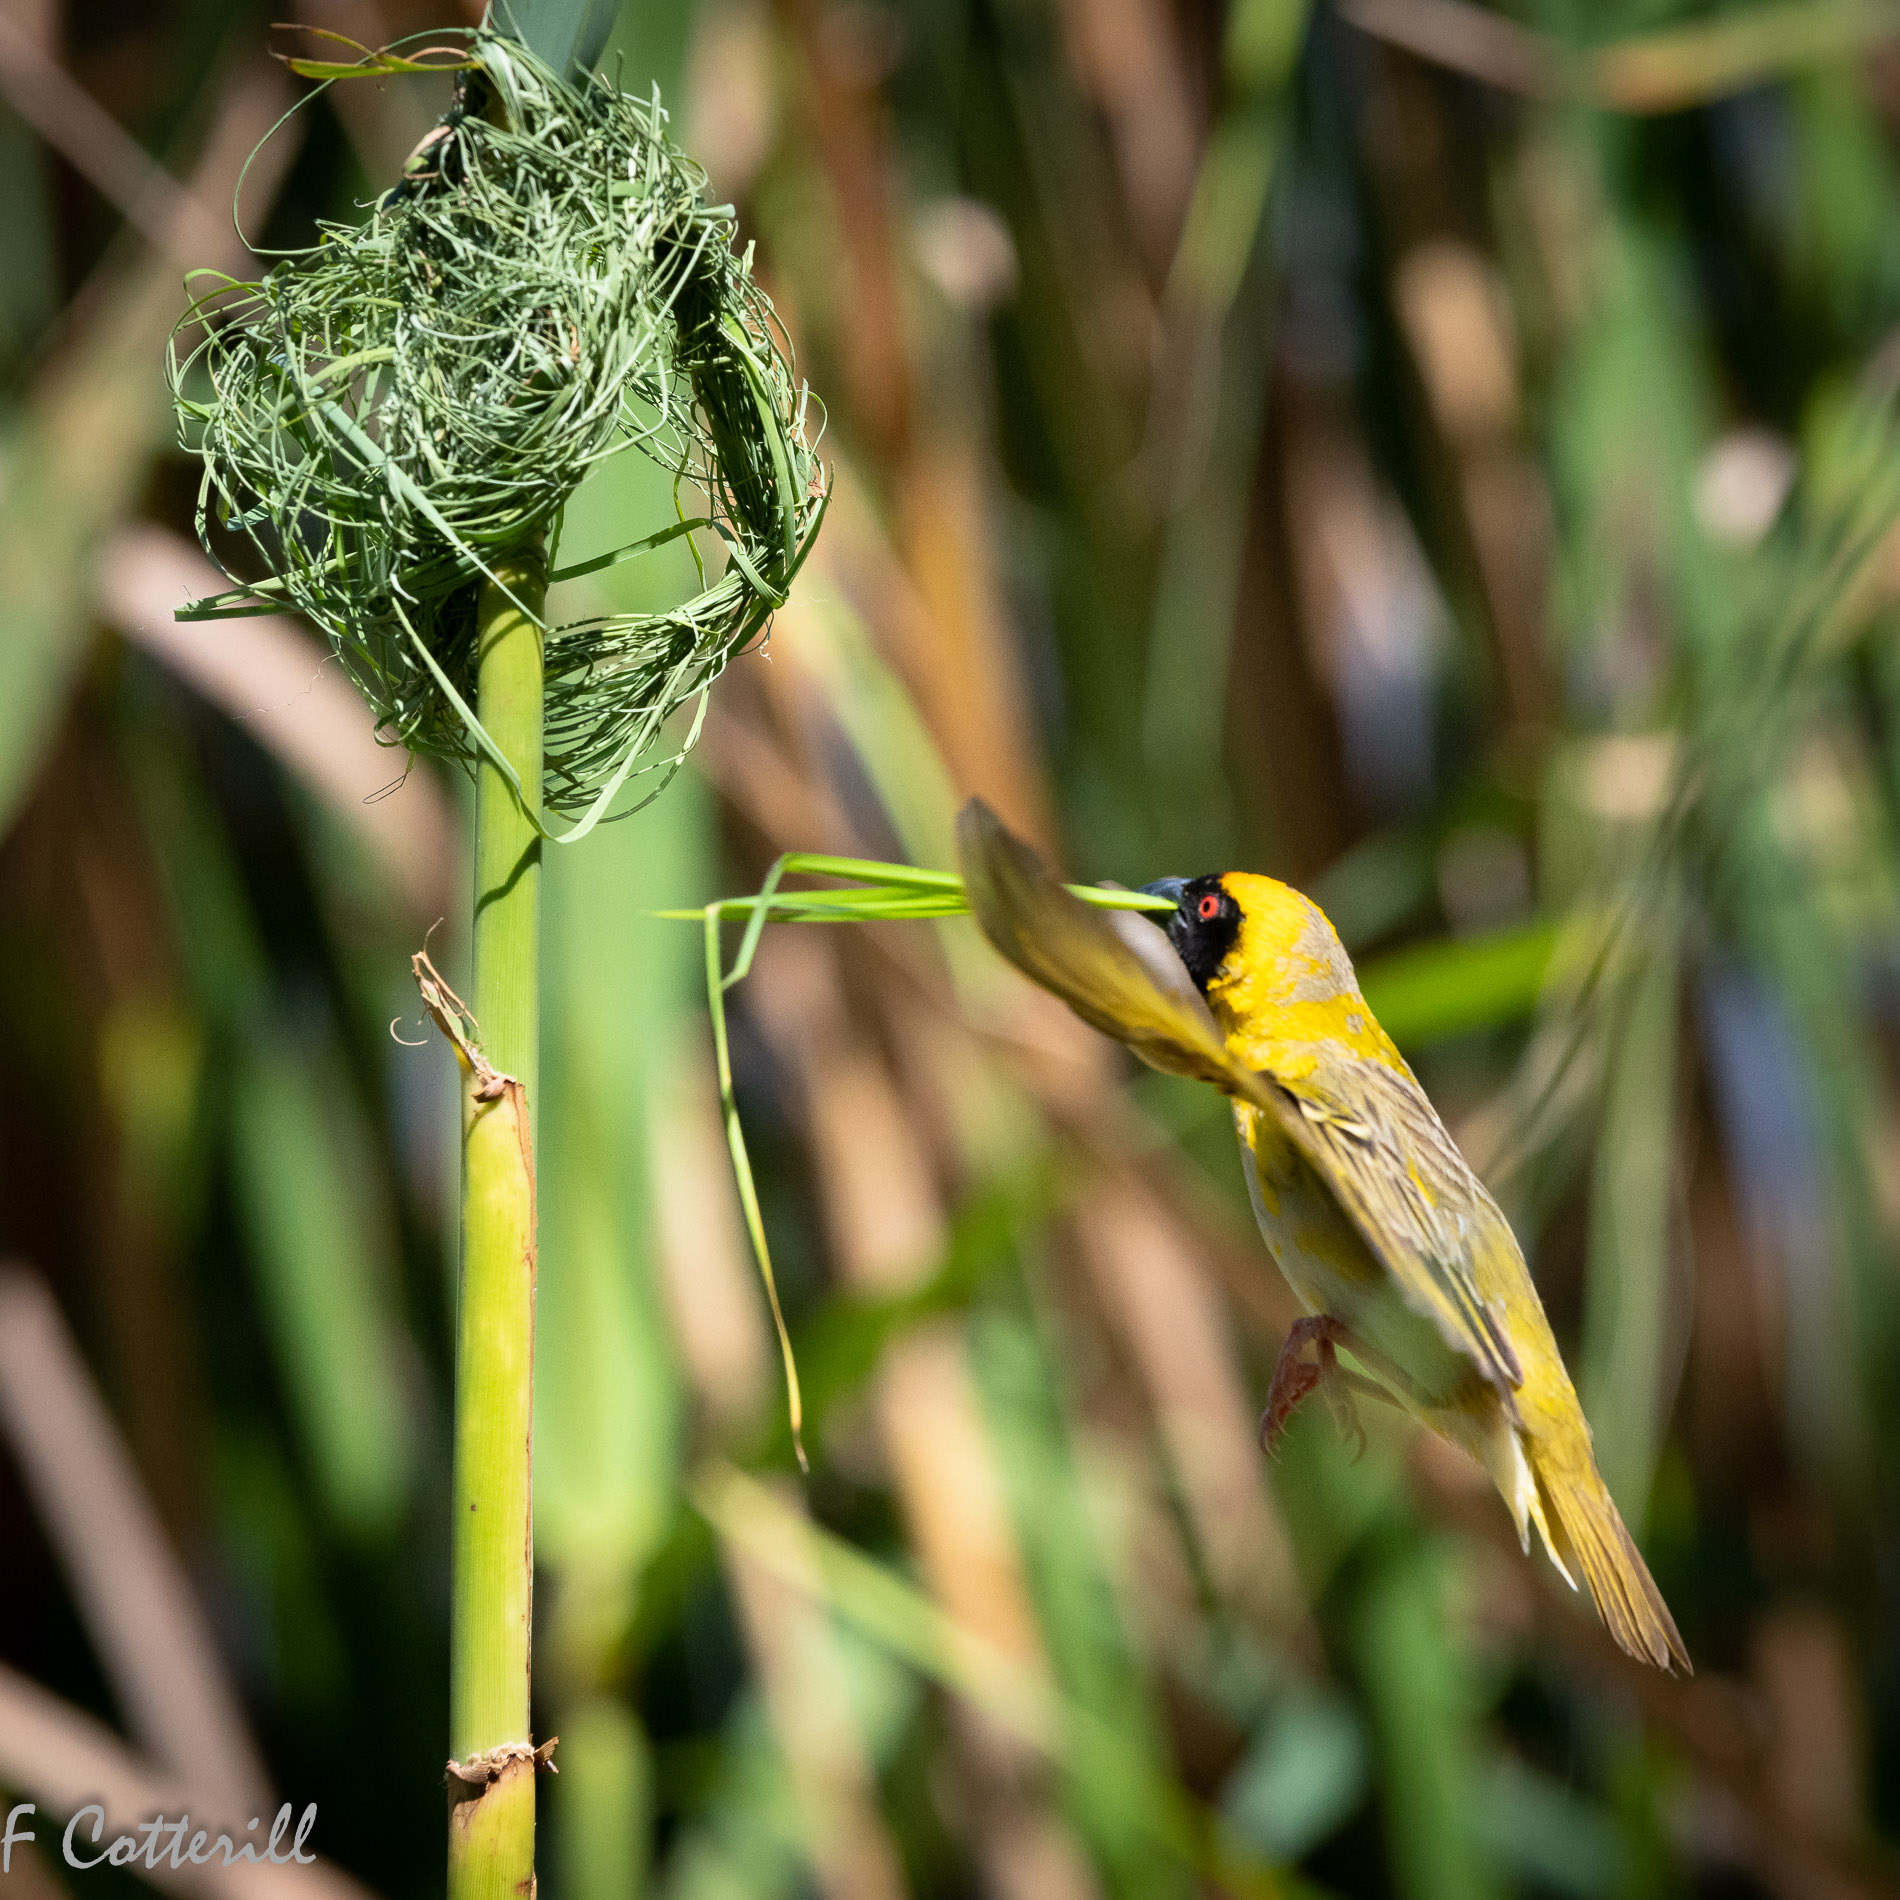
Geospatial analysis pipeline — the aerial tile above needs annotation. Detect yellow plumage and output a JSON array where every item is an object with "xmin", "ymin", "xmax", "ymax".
[{"xmin": 957, "ymin": 802, "xmax": 1689, "ymax": 1674}]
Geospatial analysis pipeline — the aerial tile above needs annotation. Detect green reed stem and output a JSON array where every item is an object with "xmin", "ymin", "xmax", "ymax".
[{"xmin": 449, "ymin": 543, "xmax": 546, "ymax": 1900}]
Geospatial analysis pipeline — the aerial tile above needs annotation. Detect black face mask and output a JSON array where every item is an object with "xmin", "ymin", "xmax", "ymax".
[{"xmin": 1140, "ymin": 875, "xmax": 1239, "ymax": 994}]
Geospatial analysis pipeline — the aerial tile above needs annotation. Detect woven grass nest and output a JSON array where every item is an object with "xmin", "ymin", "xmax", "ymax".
[{"xmin": 171, "ymin": 28, "xmax": 826, "ymax": 828}]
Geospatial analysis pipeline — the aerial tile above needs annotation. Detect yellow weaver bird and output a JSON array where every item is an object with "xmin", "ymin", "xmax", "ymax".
[{"xmin": 957, "ymin": 800, "xmax": 1688, "ymax": 1674}]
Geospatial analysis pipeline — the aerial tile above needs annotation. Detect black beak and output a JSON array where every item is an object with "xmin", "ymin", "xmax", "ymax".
[{"xmin": 1139, "ymin": 877, "xmax": 1187, "ymax": 905}]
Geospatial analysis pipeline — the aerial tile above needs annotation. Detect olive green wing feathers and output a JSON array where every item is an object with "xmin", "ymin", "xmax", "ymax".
[{"xmin": 1268, "ymin": 1052, "xmax": 1530, "ymax": 1398}]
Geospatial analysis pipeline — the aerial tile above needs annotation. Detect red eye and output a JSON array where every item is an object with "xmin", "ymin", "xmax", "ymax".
[{"xmin": 1197, "ymin": 893, "xmax": 1221, "ymax": 922}]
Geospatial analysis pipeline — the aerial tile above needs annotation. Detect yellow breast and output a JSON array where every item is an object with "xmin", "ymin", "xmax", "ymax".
[{"xmin": 1236, "ymin": 1100, "xmax": 1380, "ymax": 1310}]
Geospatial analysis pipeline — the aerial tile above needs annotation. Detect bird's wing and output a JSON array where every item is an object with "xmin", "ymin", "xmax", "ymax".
[
  {"xmin": 956, "ymin": 800, "xmax": 1247, "ymax": 1091},
  {"xmin": 1266, "ymin": 1049, "xmax": 1526, "ymax": 1395}
]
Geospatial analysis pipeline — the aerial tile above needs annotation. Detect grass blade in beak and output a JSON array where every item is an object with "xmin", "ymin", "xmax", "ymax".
[{"xmin": 954, "ymin": 798, "xmax": 1260, "ymax": 1097}]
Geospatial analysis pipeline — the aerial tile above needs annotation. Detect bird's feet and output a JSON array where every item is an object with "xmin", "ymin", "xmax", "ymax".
[{"xmin": 1259, "ymin": 1315, "xmax": 1372, "ymax": 1459}]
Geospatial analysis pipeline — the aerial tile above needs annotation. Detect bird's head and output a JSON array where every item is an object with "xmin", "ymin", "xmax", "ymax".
[
  {"xmin": 1140, "ymin": 871, "xmax": 1357, "ymax": 1013},
  {"xmin": 1138, "ymin": 875, "xmax": 1239, "ymax": 992}
]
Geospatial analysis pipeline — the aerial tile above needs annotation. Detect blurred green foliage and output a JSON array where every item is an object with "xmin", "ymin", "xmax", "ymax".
[{"xmin": 7, "ymin": 1, "xmax": 1900, "ymax": 1898}]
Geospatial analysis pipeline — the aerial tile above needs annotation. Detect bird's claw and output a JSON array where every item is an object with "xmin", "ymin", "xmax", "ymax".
[
  {"xmin": 1259, "ymin": 1315, "xmax": 1366, "ymax": 1458},
  {"xmin": 1258, "ymin": 1359, "xmax": 1322, "ymax": 1455}
]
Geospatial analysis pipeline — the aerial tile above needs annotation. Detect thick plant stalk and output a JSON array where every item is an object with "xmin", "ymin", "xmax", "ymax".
[{"xmin": 448, "ymin": 545, "xmax": 547, "ymax": 1900}]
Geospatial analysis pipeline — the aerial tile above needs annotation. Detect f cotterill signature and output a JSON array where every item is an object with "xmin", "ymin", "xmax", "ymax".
[{"xmin": 2, "ymin": 1802, "xmax": 317, "ymax": 1872}]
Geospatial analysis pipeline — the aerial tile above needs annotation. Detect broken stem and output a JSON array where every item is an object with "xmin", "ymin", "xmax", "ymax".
[{"xmin": 449, "ymin": 541, "xmax": 545, "ymax": 1900}]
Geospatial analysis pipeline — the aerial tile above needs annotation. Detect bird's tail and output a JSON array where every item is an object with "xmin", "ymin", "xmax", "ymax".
[{"xmin": 1525, "ymin": 1434, "xmax": 1690, "ymax": 1674}]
